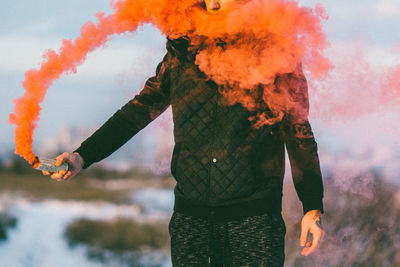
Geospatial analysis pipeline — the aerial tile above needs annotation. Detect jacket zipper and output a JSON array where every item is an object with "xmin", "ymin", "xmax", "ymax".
[
  {"xmin": 205, "ymin": 83, "xmax": 217, "ymax": 266},
  {"xmin": 207, "ymin": 84, "xmax": 219, "ymax": 200},
  {"xmin": 207, "ymin": 83, "xmax": 220, "ymax": 266}
]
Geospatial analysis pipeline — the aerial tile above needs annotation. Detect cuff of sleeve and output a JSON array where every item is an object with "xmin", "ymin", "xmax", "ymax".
[
  {"xmin": 73, "ymin": 148, "xmax": 91, "ymax": 169},
  {"xmin": 301, "ymin": 197, "xmax": 324, "ymax": 215}
]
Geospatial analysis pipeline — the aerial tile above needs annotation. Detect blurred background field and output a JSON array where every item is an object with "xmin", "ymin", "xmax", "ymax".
[
  {"xmin": 1, "ymin": 155, "xmax": 400, "ymax": 267},
  {"xmin": 0, "ymin": 156, "xmax": 175, "ymax": 267}
]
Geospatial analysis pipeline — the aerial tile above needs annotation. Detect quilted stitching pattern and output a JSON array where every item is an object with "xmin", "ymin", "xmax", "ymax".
[
  {"xmin": 168, "ymin": 38, "xmax": 290, "ymax": 206},
  {"xmin": 74, "ymin": 36, "xmax": 323, "ymax": 213}
]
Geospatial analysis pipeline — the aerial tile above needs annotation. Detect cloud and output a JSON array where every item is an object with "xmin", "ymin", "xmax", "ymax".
[{"xmin": 374, "ymin": 0, "xmax": 400, "ymax": 17}]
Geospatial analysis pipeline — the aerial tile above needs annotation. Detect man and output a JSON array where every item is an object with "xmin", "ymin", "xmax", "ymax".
[{"xmin": 43, "ymin": 0, "xmax": 324, "ymax": 266}]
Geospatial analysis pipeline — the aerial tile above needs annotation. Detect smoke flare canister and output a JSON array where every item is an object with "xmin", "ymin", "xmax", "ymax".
[{"xmin": 33, "ymin": 157, "xmax": 69, "ymax": 173}]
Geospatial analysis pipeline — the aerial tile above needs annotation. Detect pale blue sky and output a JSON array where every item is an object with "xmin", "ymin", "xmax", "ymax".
[
  {"xmin": 1, "ymin": 0, "xmax": 166, "ymax": 156},
  {"xmin": 1, "ymin": 0, "xmax": 400, "ymax": 176}
]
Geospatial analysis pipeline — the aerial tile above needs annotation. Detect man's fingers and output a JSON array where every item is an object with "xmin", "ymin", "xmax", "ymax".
[
  {"xmin": 302, "ymin": 229, "xmax": 323, "ymax": 256},
  {"xmin": 50, "ymin": 170, "xmax": 73, "ymax": 182},
  {"xmin": 301, "ymin": 241, "xmax": 312, "ymax": 255},
  {"xmin": 42, "ymin": 171, "xmax": 50, "ymax": 175},
  {"xmin": 55, "ymin": 152, "xmax": 70, "ymax": 166},
  {"xmin": 45, "ymin": 152, "xmax": 82, "ymax": 181},
  {"xmin": 300, "ymin": 224, "xmax": 308, "ymax": 246},
  {"xmin": 302, "ymin": 239, "xmax": 318, "ymax": 256},
  {"xmin": 50, "ymin": 169, "xmax": 67, "ymax": 179},
  {"xmin": 63, "ymin": 171, "xmax": 73, "ymax": 180},
  {"xmin": 301, "ymin": 246, "xmax": 310, "ymax": 255}
]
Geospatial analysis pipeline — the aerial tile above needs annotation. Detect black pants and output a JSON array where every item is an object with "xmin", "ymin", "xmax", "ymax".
[{"xmin": 169, "ymin": 211, "xmax": 286, "ymax": 267}]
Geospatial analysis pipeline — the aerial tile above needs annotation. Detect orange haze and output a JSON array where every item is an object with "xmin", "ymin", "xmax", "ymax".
[{"xmin": 8, "ymin": 0, "xmax": 330, "ymax": 164}]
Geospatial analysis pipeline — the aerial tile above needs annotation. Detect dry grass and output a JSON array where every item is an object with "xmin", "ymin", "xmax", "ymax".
[
  {"xmin": 0, "ymin": 168, "xmax": 175, "ymax": 204},
  {"xmin": 0, "ymin": 171, "xmax": 130, "ymax": 203}
]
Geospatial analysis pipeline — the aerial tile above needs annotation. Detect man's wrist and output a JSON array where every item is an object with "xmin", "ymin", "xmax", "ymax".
[
  {"xmin": 302, "ymin": 197, "xmax": 324, "ymax": 215},
  {"xmin": 73, "ymin": 152, "xmax": 85, "ymax": 168},
  {"xmin": 304, "ymin": 209, "xmax": 323, "ymax": 229},
  {"xmin": 304, "ymin": 209, "xmax": 322, "ymax": 219}
]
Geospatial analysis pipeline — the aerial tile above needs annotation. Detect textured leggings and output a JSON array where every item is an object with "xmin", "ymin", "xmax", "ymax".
[{"xmin": 168, "ymin": 211, "xmax": 286, "ymax": 267}]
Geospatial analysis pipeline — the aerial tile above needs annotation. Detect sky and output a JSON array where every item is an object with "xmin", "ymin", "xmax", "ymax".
[
  {"xmin": 0, "ymin": 0, "xmax": 168, "ymax": 165},
  {"xmin": 1, "ymin": 0, "xmax": 400, "ymax": 179}
]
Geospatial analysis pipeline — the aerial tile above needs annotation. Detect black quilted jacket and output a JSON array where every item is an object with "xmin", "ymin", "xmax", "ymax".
[{"xmin": 74, "ymin": 37, "xmax": 324, "ymax": 216}]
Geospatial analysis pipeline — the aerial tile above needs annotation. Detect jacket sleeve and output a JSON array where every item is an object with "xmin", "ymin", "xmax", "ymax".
[
  {"xmin": 278, "ymin": 64, "xmax": 324, "ymax": 214},
  {"xmin": 73, "ymin": 52, "xmax": 173, "ymax": 169}
]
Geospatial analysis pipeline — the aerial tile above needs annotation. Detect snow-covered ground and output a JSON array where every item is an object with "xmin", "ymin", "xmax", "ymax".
[{"xmin": 0, "ymin": 188, "xmax": 174, "ymax": 267}]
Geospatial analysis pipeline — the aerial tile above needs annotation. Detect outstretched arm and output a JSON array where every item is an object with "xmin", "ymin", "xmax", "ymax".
[
  {"xmin": 73, "ymin": 52, "xmax": 173, "ymax": 169},
  {"xmin": 278, "ymin": 64, "xmax": 324, "ymax": 256},
  {"xmin": 43, "ymin": 49, "xmax": 175, "ymax": 181}
]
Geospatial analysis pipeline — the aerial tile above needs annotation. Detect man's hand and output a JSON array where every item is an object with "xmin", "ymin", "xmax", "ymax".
[
  {"xmin": 300, "ymin": 209, "xmax": 324, "ymax": 256},
  {"xmin": 42, "ymin": 152, "xmax": 84, "ymax": 182}
]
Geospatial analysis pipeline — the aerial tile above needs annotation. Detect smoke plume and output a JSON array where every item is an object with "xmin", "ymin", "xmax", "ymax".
[{"xmin": 8, "ymin": 0, "xmax": 330, "ymax": 163}]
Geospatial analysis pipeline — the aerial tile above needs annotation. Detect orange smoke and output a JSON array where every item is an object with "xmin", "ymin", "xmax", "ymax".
[
  {"xmin": 8, "ymin": 0, "xmax": 149, "ymax": 164},
  {"xmin": 382, "ymin": 64, "xmax": 400, "ymax": 107},
  {"xmin": 8, "ymin": 0, "xmax": 330, "ymax": 163}
]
